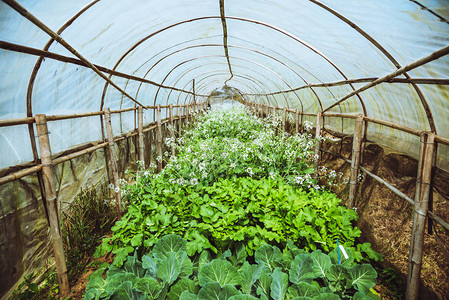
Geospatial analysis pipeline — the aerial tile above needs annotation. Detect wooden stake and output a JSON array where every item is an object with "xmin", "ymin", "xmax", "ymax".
[
  {"xmin": 314, "ymin": 112, "xmax": 322, "ymax": 170},
  {"xmin": 295, "ymin": 110, "xmax": 300, "ymax": 134},
  {"xmin": 157, "ymin": 104, "xmax": 163, "ymax": 172},
  {"xmin": 186, "ymin": 104, "xmax": 189, "ymax": 125},
  {"xmin": 169, "ymin": 104, "xmax": 175, "ymax": 156},
  {"xmin": 348, "ymin": 114, "xmax": 364, "ymax": 208},
  {"xmin": 178, "ymin": 105, "xmax": 182, "ymax": 134},
  {"xmin": 406, "ymin": 132, "xmax": 435, "ymax": 300},
  {"xmin": 35, "ymin": 114, "xmax": 70, "ymax": 297},
  {"xmin": 283, "ymin": 108, "xmax": 287, "ymax": 132},
  {"xmin": 137, "ymin": 106, "xmax": 145, "ymax": 163},
  {"xmin": 104, "ymin": 108, "xmax": 122, "ymax": 220}
]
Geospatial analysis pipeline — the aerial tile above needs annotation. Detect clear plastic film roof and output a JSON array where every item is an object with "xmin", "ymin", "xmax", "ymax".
[{"xmin": 1, "ymin": 0, "xmax": 449, "ymax": 170}]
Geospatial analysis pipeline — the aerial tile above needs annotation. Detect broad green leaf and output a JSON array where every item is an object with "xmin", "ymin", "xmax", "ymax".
[
  {"xmin": 198, "ymin": 250, "xmax": 212, "ymax": 271},
  {"xmin": 142, "ymin": 254, "xmax": 157, "ymax": 277},
  {"xmin": 328, "ymin": 247, "xmax": 354, "ymax": 268},
  {"xmin": 112, "ymin": 246, "xmax": 134, "ymax": 267},
  {"xmin": 310, "ymin": 250, "xmax": 331, "ymax": 278},
  {"xmin": 228, "ymin": 295, "xmax": 258, "ymax": 300},
  {"xmin": 123, "ymin": 254, "xmax": 145, "ymax": 278},
  {"xmin": 349, "ymin": 264, "xmax": 377, "ymax": 294},
  {"xmin": 289, "ymin": 254, "xmax": 314, "ymax": 284},
  {"xmin": 219, "ymin": 249, "xmax": 232, "ymax": 260},
  {"xmin": 256, "ymin": 269, "xmax": 272, "ymax": 297},
  {"xmin": 179, "ymin": 251, "xmax": 194, "ymax": 278},
  {"xmin": 197, "ymin": 282, "xmax": 240, "ymax": 300},
  {"xmin": 353, "ymin": 291, "xmax": 377, "ymax": 300},
  {"xmin": 255, "ymin": 245, "xmax": 283, "ymax": 272},
  {"xmin": 157, "ymin": 252, "xmax": 181, "ymax": 285},
  {"xmin": 111, "ymin": 281, "xmax": 143, "ymax": 300},
  {"xmin": 168, "ymin": 278, "xmax": 199, "ymax": 300},
  {"xmin": 230, "ymin": 243, "xmax": 247, "ymax": 267},
  {"xmin": 106, "ymin": 273, "xmax": 137, "ymax": 295},
  {"xmin": 84, "ymin": 276, "xmax": 108, "ymax": 300},
  {"xmin": 311, "ymin": 293, "xmax": 339, "ymax": 300},
  {"xmin": 131, "ymin": 233, "xmax": 144, "ymax": 247},
  {"xmin": 238, "ymin": 261, "xmax": 262, "ymax": 294},
  {"xmin": 153, "ymin": 234, "xmax": 187, "ymax": 260},
  {"xmin": 198, "ymin": 259, "xmax": 240, "ymax": 287},
  {"xmin": 288, "ymin": 282, "xmax": 320, "ymax": 298},
  {"xmin": 326, "ymin": 264, "xmax": 349, "ymax": 283},
  {"xmin": 180, "ymin": 291, "xmax": 198, "ymax": 300},
  {"xmin": 134, "ymin": 277, "xmax": 161, "ymax": 298},
  {"xmin": 87, "ymin": 262, "xmax": 109, "ymax": 280},
  {"xmin": 106, "ymin": 265, "xmax": 123, "ymax": 279},
  {"xmin": 270, "ymin": 268, "xmax": 288, "ymax": 300},
  {"xmin": 356, "ymin": 243, "xmax": 384, "ymax": 261}
]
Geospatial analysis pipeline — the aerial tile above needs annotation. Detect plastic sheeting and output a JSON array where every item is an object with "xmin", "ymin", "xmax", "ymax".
[
  {"xmin": 1, "ymin": 0, "xmax": 449, "ymax": 171},
  {"xmin": 1, "ymin": 0, "xmax": 448, "ymax": 171}
]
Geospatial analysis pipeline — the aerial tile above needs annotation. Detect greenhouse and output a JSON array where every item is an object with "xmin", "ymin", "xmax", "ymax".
[{"xmin": 1, "ymin": 0, "xmax": 448, "ymax": 299}]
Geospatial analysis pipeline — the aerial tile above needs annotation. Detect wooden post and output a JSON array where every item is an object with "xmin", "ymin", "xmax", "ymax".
[
  {"xmin": 193, "ymin": 79, "xmax": 196, "ymax": 105},
  {"xmin": 104, "ymin": 108, "xmax": 122, "ymax": 220},
  {"xmin": 283, "ymin": 108, "xmax": 287, "ymax": 132},
  {"xmin": 178, "ymin": 105, "xmax": 182, "ymax": 134},
  {"xmin": 137, "ymin": 106, "xmax": 145, "ymax": 163},
  {"xmin": 157, "ymin": 104, "xmax": 163, "ymax": 171},
  {"xmin": 186, "ymin": 104, "xmax": 190, "ymax": 125},
  {"xmin": 35, "ymin": 114, "xmax": 70, "ymax": 297},
  {"xmin": 273, "ymin": 106, "xmax": 277, "ymax": 119},
  {"xmin": 169, "ymin": 104, "xmax": 175, "ymax": 156},
  {"xmin": 314, "ymin": 112, "xmax": 322, "ymax": 170},
  {"xmin": 406, "ymin": 132, "xmax": 435, "ymax": 300},
  {"xmin": 348, "ymin": 114, "xmax": 364, "ymax": 208},
  {"xmin": 295, "ymin": 110, "xmax": 300, "ymax": 134}
]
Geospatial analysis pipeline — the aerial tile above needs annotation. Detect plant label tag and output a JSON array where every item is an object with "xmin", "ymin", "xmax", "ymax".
[{"xmin": 339, "ymin": 245, "xmax": 349, "ymax": 259}]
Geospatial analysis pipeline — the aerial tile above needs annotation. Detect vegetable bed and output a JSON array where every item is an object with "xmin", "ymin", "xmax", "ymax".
[{"xmin": 88, "ymin": 107, "xmax": 382, "ymax": 299}]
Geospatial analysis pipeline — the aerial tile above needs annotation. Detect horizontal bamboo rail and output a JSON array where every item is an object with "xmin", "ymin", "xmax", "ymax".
[
  {"xmin": 320, "ymin": 149, "xmax": 449, "ymax": 232},
  {"xmin": 0, "ymin": 105, "xmax": 190, "ymax": 127},
  {"xmin": 0, "ymin": 114, "xmax": 186, "ymax": 185}
]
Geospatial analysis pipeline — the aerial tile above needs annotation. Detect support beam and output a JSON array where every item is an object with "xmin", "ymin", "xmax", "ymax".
[
  {"xmin": 406, "ymin": 132, "xmax": 435, "ymax": 300},
  {"xmin": 138, "ymin": 106, "xmax": 145, "ymax": 163},
  {"xmin": 295, "ymin": 110, "xmax": 300, "ymax": 134},
  {"xmin": 169, "ymin": 104, "xmax": 175, "ymax": 156},
  {"xmin": 283, "ymin": 108, "xmax": 287, "ymax": 132},
  {"xmin": 104, "ymin": 108, "xmax": 122, "ymax": 220},
  {"xmin": 348, "ymin": 114, "xmax": 365, "ymax": 208},
  {"xmin": 157, "ymin": 105, "xmax": 163, "ymax": 172},
  {"xmin": 324, "ymin": 45, "xmax": 449, "ymax": 112},
  {"xmin": 314, "ymin": 112, "xmax": 322, "ymax": 170},
  {"xmin": 35, "ymin": 114, "xmax": 70, "ymax": 297}
]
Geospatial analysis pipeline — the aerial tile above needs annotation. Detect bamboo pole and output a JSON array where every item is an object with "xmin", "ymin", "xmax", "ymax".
[
  {"xmin": 406, "ymin": 132, "xmax": 435, "ymax": 300},
  {"xmin": 34, "ymin": 114, "xmax": 70, "ymax": 297},
  {"xmin": 104, "ymin": 108, "xmax": 121, "ymax": 220},
  {"xmin": 178, "ymin": 105, "xmax": 183, "ymax": 134},
  {"xmin": 314, "ymin": 112, "xmax": 322, "ymax": 169},
  {"xmin": 325, "ymin": 45, "xmax": 449, "ymax": 112},
  {"xmin": 295, "ymin": 110, "xmax": 300, "ymax": 134},
  {"xmin": 283, "ymin": 108, "xmax": 287, "ymax": 132},
  {"xmin": 186, "ymin": 104, "xmax": 190, "ymax": 125},
  {"xmin": 138, "ymin": 106, "xmax": 145, "ymax": 163},
  {"xmin": 169, "ymin": 104, "xmax": 175, "ymax": 156},
  {"xmin": 348, "ymin": 115, "xmax": 365, "ymax": 208},
  {"xmin": 0, "ymin": 41, "xmax": 203, "ymax": 97},
  {"xmin": 157, "ymin": 105, "xmax": 163, "ymax": 172}
]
